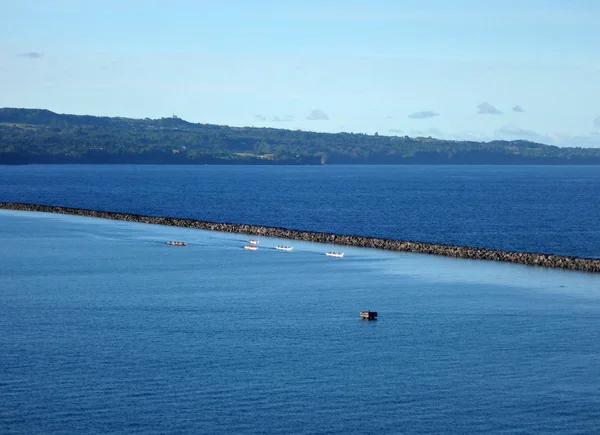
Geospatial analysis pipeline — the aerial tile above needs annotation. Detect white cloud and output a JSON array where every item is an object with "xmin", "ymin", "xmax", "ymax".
[
  {"xmin": 408, "ymin": 110, "xmax": 439, "ymax": 119},
  {"xmin": 254, "ymin": 114, "xmax": 294, "ymax": 122},
  {"xmin": 306, "ymin": 109, "xmax": 329, "ymax": 120},
  {"xmin": 495, "ymin": 124, "xmax": 600, "ymax": 147},
  {"xmin": 477, "ymin": 102, "xmax": 502, "ymax": 115},
  {"xmin": 17, "ymin": 51, "xmax": 44, "ymax": 59}
]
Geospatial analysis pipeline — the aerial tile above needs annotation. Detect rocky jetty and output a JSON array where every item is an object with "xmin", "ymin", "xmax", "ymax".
[{"xmin": 2, "ymin": 201, "xmax": 600, "ymax": 273}]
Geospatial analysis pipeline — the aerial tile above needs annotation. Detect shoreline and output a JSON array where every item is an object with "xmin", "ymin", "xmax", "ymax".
[{"xmin": 2, "ymin": 201, "xmax": 600, "ymax": 274}]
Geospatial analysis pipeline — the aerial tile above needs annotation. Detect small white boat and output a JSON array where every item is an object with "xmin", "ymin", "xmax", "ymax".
[
  {"xmin": 275, "ymin": 245, "xmax": 293, "ymax": 251},
  {"xmin": 167, "ymin": 241, "xmax": 187, "ymax": 246},
  {"xmin": 248, "ymin": 239, "xmax": 259, "ymax": 245},
  {"xmin": 326, "ymin": 251, "xmax": 344, "ymax": 258},
  {"xmin": 244, "ymin": 244, "xmax": 259, "ymax": 251}
]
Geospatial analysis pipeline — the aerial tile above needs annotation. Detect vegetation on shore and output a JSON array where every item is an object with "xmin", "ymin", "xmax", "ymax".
[{"xmin": 2, "ymin": 108, "xmax": 600, "ymax": 165}]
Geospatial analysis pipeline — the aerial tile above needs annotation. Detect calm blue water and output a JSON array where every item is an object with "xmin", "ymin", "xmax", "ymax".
[
  {"xmin": 2, "ymin": 165, "xmax": 600, "ymax": 434},
  {"xmin": 1, "ymin": 210, "xmax": 600, "ymax": 434},
  {"xmin": 1, "ymin": 165, "xmax": 600, "ymax": 257}
]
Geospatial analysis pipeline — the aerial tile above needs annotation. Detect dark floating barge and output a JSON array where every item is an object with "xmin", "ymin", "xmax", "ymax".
[{"xmin": 360, "ymin": 310, "xmax": 378, "ymax": 320}]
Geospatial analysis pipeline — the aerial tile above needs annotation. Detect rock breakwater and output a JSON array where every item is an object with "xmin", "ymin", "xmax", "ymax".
[{"xmin": 2, "ymin": 201, "xmax": 599, "ymax": 273}]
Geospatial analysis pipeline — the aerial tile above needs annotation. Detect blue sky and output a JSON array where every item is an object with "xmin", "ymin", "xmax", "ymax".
[{"xmin": 1, "ymin": 0, "xmax": 599, "ymax": 146}]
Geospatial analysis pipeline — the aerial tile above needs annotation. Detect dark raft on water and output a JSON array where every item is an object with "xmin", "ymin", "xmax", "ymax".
[
  {"xmin": 2, "ymin": 202, "xmax": 600, "ymax": 274},
  {"xmin": 360, "ymin": 310, "xmax": 378, "ymax": 320}
]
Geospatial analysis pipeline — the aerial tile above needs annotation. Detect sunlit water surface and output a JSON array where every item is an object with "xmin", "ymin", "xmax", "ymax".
[{"xmin": 2, "ymin": 211, "xmax": 600, "ymax": 434}]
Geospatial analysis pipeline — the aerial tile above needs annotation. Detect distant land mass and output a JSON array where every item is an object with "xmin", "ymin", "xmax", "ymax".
[{"xmin": 2, "ymin": 108, "xmax": 600, "ymax": 165}]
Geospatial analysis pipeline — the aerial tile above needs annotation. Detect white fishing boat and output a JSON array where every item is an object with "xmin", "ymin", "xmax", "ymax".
[
  {"xmin": 275, "ymin": 245, "xmax": 293, "ymax": 251},
  {"xmin": 244, "ymin": 244, "xmax": 259, "ymax": 251},
  {"xmin": 326, "ymin": 251, "xmax": 344, "ymax": 258},
  {"xmin": 248, "ymin": 239, "xmax": 259, "ymax": 245}
]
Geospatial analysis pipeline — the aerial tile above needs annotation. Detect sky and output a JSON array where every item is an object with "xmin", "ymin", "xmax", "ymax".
[{"xmin": 1, "ymin": 0, "xmax": 600, "ymax": 147}]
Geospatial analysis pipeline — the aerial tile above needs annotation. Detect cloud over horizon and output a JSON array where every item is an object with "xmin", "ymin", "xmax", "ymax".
[
  {"xmin": 495, "ymin": 124, "xmax": 600, "ymax": 147},
  {"xmin": 17, "ymin": 52, "xmax": 44, "ymax": 59},
  {"xmin": 272, "ymin": 115, "xmax": 294, "ymax": 122},
  {"xmin": 495, "ymin": 125, "xmax": 543, "ymax": 142},
  {"xmin": 306, "ymin": 109, "xmax": 329, "ymax": 120},
  {"xmin": 512, "ymin": 105, "xmax": 524, "ymax": 113},
  {"xmin": 477, "ymin": 102, "xmax": 502, "ymax": 115},
  {"xmin": 254, "ymin": 114, "xmax": 295, "ymax": 122},
  {"xmin": 594, "ymin": 116, "xmax": 600, "ymax": 129},
  {"xmin": 412, "ymin": 127, "xmax": 444, "ymax": 138},
  {"xmin": 408, "ymin": 110, "xmax": 439, "ymax": 119}
]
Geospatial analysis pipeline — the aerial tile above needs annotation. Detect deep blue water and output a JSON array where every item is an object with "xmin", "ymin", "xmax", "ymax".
[
  {"xmin": 2, "ymin": 210, "xmax": 600, "ymax": 434},
  {"xmin": 1, "ymin": 165, "xmax": 600, "ymax": 257}
]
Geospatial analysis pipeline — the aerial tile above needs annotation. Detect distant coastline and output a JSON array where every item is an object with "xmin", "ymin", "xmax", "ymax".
[
  {"xmin": 2, "ymin": 108, "xmax": 600, "ymax": 165},
  {"xmin": 2, "ymin": 202, "xmax": 599, "ymax": 273}
]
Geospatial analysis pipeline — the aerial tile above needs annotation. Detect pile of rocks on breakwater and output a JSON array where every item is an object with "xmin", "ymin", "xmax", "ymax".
[{"xmin": 2, "ymin": 201, "xmax": 600, "ymax": 274}]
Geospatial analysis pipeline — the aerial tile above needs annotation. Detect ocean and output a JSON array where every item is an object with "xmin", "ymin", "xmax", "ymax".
[
  {"xmin": 2, "ymin": 165, "xmax": 600, "ymax": 434},
  {"xmin": 1, "ymin": 164, "xmax": 599, "ymax": 257}
]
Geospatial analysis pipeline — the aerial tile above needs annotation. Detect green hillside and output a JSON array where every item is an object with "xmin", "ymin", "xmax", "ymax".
[{"xmin": 1, "ymin": 108, "xmax": 599, "ymax": 165}]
